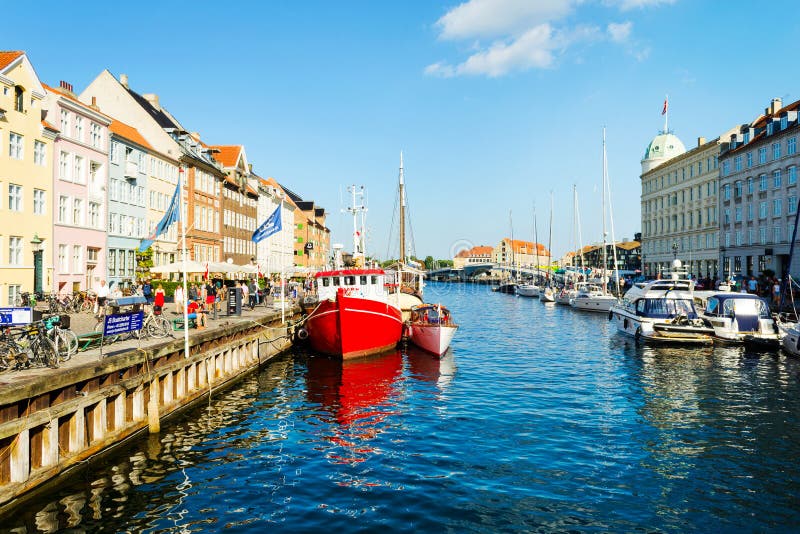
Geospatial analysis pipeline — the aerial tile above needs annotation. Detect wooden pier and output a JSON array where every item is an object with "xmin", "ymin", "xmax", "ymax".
[{"xmin": 0, "ymin": 308, "xmax": 297, "ymax": 514}]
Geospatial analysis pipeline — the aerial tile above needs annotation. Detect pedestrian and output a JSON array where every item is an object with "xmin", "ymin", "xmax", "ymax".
[
  {"xmin": 747, "ymin": 276, "xmax": 757, "ymax": 294},
  {"xmin": 205, "ymin": 280, "xmax": 216, "ymax": 311},
  {"xmin": 142, "ymin": 279, "xmax": 153, "ymax": 304},
  {"xmin": 248, "ymin": 279, "xmax": 258, "ymax": 309},
  {"xmin": 95, "ymin": 279, "xmax": 109, "ymax": 316},
  {"xmin": 773, "ymin": 278, "xmax": 781, "ymax": 305},
  {"xmin": 240, "ymin": 280, "xmax": 250, "ymax": 309},
  {"xmin": 188, "ymin": 283, "xmax": 198, "ymax": 302},
  {"xmin": 174, "ymin": 284, "xmax": 184, "ymax": 313},
  {"xmin": 154, "ymin": 284, "xmax": 165, "ymax": 312}
]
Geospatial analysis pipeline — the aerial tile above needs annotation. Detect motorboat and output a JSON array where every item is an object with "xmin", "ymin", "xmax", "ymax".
[
  {"xmin": 539, "ymin": 286, "xmax": 556, "ymax": 302},
  {"xmin": 406, "ymin": 303, "xmax": 458, "ymax": 356},
  {"xmin": 555, "ymin": 285, "xmax": 578, "ymax": 305},
  {"xmin": 609, "ymin": 259, "xmax": 714, "ymax": 344},
  {"xmin": 779, "ymin": 320, "xmax": 800, "ymax": 357},
  {"xmin": 515, "ymin": 282, "xmax": 539, "ymax": 297},
  {"xmin": 494, "ymin": 280, "xmax": 518, "ymax": 294},
  {"xmin": 570, "ymin": 284, "xmax": 617, "ymax": 312},
  {"xmin": 700, "ymin": 292, "xmax": 781, "ymax": 348}
]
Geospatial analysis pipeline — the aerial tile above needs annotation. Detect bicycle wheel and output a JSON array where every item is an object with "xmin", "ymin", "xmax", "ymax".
[
  {"xmin": 94, "ymin": 320, "xmax": 120, "ymax": 344},
  {"xmin": 56, "ymin": 329, "xmax": 78, "ymax": 362},
  {"xmin": 80, "ymin": 300, "xmax": 93, "ymax": 313},
  {"xmin": 148, "ymin": 316, "xmax": 173, "ymax": 338},
  {"xmin": 33, "ymin": 337, "xmax": 58, "ymax": 368}
]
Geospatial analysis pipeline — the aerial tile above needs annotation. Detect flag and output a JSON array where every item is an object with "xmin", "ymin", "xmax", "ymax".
[
  {"xmin": 139, "ymin": 177, "xmax": 181, "ymax": 252},
  {"xmin": 252, "ymin": 205, "xmax": 282, "ymax": 243},
  {"xmin": 204, "ymin": 262, "xmax": 209, "ymax": 281},
  {"xmin": 661, "ymin": 97, "xmax": 668, "ymax": 115}
]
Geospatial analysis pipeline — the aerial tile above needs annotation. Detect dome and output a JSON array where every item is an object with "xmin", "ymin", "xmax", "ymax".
[{"xmin": 641, "ymin": 132, "xmax": 686, "ymax": 173}]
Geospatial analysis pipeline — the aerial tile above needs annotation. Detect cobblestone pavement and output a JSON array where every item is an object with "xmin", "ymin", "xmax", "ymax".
[{"xmin": 0, "ymin": 298, "xmax": 298, "ymax": 386}]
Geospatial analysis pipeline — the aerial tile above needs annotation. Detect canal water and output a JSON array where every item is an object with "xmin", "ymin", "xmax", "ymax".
[{"xmin": 4, "ymin": 281, "xmax": 800, "ymax": 532}]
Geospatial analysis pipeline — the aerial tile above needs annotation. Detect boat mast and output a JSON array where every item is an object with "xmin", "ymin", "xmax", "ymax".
[
  {"xmin": 601, "ymin": 127, "xmax": 608, "ymax": 294},
  {"xmin": 534, "ymin": 206, "xmax": 540, "ymax": 285},
  {"xmin": 399, "ymin": 151, "xmax": 406, "ymax": 264},
  {"xmin": 347, "ymin": 185, "xmax": 366, "ymax": 266},
  {"xmin": 547, "ymin": 192, "xmax": 553, "ymax": 286},
  {"xmin": 780, "ymin": 196, "xmax": 800, "ymax": 311},
  {"xmin": 509, "ymin": 210, "xmax": 515, "ymax": 281}
]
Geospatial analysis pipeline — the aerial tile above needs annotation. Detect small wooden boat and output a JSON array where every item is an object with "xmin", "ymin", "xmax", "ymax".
[{"xmin": 407, "ymin": 304, "xmax": 458, "ymax": 356}]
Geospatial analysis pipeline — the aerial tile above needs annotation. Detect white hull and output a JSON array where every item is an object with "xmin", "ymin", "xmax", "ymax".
[
  {"xmin": 408, "ymin": 323, "xmax": 458, "ymax": 356},
  {"xmin": 555, "ymin": 290, "xmax": 576, "ymax": 305},
  {"xmin": 394, "ymin": 291, "xmax": 424, "ymax": 321},
  {"xmin": 539, "ymin": 287, "xmax": 556, "ymax": 302},
  {"xmin": 570, "ymin": 295, "xmax": 616, "ymax": 312},
  {"xmin": 516, "ymin": 284, "xmax": 539, "ymax": 297},
  {"xmin": 780, "ymin": 322, "xmax": 800, "ymax": 356},
  {"xmin": 611, "ymin": 307, "xmax": 713, "ymax": 345}
]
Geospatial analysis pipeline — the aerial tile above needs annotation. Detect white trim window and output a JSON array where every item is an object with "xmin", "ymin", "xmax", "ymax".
[
  {"xmin": 72, "ymin": 245, "xmax": 83, "ymax": 274},
  {"xmin": 9, "ymin": 132, "xmax": 23, "ymax": 160},
  {"xmin": 73, "ymin": 198, "xmax": 84, "ymax": 226},
  {"xmin": 110, "ymin": 141, "xmax": 119, "ymax": 164},
  {"xmin": 34, "ymin": 140, "xmax": 46, "ymax": 166},
  {"xmin": 58, "ymin": 244, "xmax": 69, "ymax": 273},
  {"xmin": 8, "ymin": 184, "xmax": 22, "ymax": 212},
  {"xmin": 59, "ymin": 151, "xmax": 70, "ymax": 181},
  {"xmin": 8, "ymin": 236, "xmax": 22, "ymax": 265},
  {"xmin": 90, "ymin": 123, "xmax": 102, "ymax": 149},
  {"xmin": 58, "ymin": 195, "xmax": 68, "ymax": 223},
  {"xmin": 60, "ymin": 110, "xmax": 69, "ymax": 134},
  {"xmin": 89, "ymin": 201, "xmax": 100, "ymax": 228},
  {"xmin": 73, "ymin": 155, "xmax": 85, "ymax": 184},
  {"xmin": 33, "ymin": 189, "xmax": 45, "ymax": 215},
  {"xmin": 74, "ymin": 116, "xmax": 84, "ymax": 143}
]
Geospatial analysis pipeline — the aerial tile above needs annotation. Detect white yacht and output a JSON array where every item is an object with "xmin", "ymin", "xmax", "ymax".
[
  {"xmin": 570, "ymin": 284, "xmax": 617, "ymax": 312},
  {"xmin": 609, "ymin": 259, "xmax": 713, "ymax": 344},
  {"xmin": 700, "ymin": 292, "xmax": 781, "ymax": 348},
  {"xmin": 515, "ymin": 283, "xmax": 539, "ymax": 297}
]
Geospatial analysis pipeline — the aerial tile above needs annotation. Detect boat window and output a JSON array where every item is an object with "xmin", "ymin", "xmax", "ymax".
[
  {"xmin": 705, "ymin": 297, "xmax": 719, "ymax": 315},
  {"xmin": 636, "ymin": 300, "xmax": 646, "ymax": 315},
  {"xmin": 332, "ymin": 277, "xmax": 341, "ymax": 287},
  {"xmin": 321, "ymin": 278, "xmax": 330, "ymax": 287},
  {"xmin": 726, "ymin": 298, "xmax": 770, "ymax": 318},
  {"xmin": 360, "ymin": 276, "xmax": 368, "ymax": 285},
  {"xmin": 371, "ymin": 276, "xmax": 378, "ymax": 284},
  {"xmin": 344, "ymin": 276, "xmax": 355, "ymax": 286},
  {"xmin": 645, "ymin": 298, "xmax": 697, "ymax": 319}
]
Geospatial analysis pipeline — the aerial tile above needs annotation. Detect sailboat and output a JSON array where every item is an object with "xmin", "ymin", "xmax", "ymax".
[
  {"xmin": 556, "ymin": 185, "xmax": 583, "ymax": 305},
  {"xmin": 494, "ymin": 210, "xmax": 519, "ymax": 294},
  {"xmin": 571, "ymin": 128, "xmax": 619, "ymax": 313},
  {"xmin": 385, "ymin": 152, "xmax": 424, "ymax": 320},
  {"xmin": 516, "ymin": 205, "xmax": 540, "ymax": 297},
  {"xmin": 539, "ymin": 193, "xmax": 556, "ymax": 302},
  {"xmin": 301, "ymin": 185, "xmax": 403, "ymax": 359}
]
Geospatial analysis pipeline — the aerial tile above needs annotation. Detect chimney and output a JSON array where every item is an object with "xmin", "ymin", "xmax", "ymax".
[
  {"xmin": 58, "ymin": 80, "xmax": 75, "ymax": 97},
  {"xmin": 119, "ymin": 73, "xmax": 129, "ymax": 88},
  {"xmin": 697, "ymin": 136, "xmax": 706, "ymax": 147},
  {"xmin": 142, "ymin": 93, "xmax": 160, "ymax": 111},
  {"xmin": 89, "ymin": 96, "xmax": 100, "ymax": 111},
  {"xmin": 766, "ymin": 97, "xmax": 783, "ymax": 116}
]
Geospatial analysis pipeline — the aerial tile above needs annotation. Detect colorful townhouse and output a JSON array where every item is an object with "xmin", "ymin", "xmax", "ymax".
[
  {"xmin": 42, "ymin": 81, "xmax": 110, "ymax": 294},
  {"xmin": 0, "ymin": 51, "xmax": 56, "ymax": 302},
  {"xmin": 280, "ymin": 185, "xmax": 331, "ymax": 270},
  {"xmin": 210, "ymin": 145, "xmax": 259, "ymax": 265},
  {"xmin": 80, "ymin": 71, "xmax": 225, "ymax": 265},
  {"xmin": 256, "ymin": 176, "xmax": 296, "ymax": 276}
]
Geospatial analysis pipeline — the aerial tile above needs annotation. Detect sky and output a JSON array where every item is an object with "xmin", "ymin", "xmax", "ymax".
[{"xmin": 7, "ymin": 0, "xmax": 800, "ymax": 260}]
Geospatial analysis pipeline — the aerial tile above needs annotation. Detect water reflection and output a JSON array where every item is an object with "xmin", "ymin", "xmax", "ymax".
[{"xmin": 405, "ymin": 346, "xmax": 457, "ymax": 391}]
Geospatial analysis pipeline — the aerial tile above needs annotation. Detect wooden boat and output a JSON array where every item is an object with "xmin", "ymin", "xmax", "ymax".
[{"xmin": 406, "ymin": 303, "xmax": 458, "ymax": 356}]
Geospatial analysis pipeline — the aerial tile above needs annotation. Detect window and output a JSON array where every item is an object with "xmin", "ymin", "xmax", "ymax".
[
  {"xmin": 89, "ymin": 201, "xmax": 100, "ymax": 227},
  {"xmin": 87, "ymin": 248, "xmax": 98, "ymax": 262},
  {"xmin": 734, "ymin": 181, "xmax": 742, "ymax": 197},
  {"xmin": 781, "ymin": 116, "xmax": 788, "ymax": 130},
  {"xmin": 73, "ymin": 155, "xmax": 84, "ymax": 184},
  {"xmin": 735, "ymin": 206, "xmax": 742, "ymax": 222},
  {"xmin": 8, "ymin": 236, "xmax": 22, "ymax": 265},
  {"xmin": 9, "ymin": 132, "xmax": 23, "ymax": 159},
  {"xmin": 108, "ymin": 249, "xmax": 116, "ymax": 276},
  {"xmin": 790, "ymin": 166, "xmax": 798, "ymax": 185},
  {"xmin": 722, "ymin": 160, "xmax": 730, "ymax": 176},
  {"xmin": 73, "ymin": 198, "xmax": 83, "ymax": 225},
  {"xmin": 74, "ymin": 116, "xmax": 84, "ymax": 142},
  {"xmin": 110, "ymin": 142, "xmax": 119, "ymax": 164},
  {"xmin": 735, "ymin": 230, "xmax": 742, "ymax": 246},
  {"xmin": 59, "ymin": 151, "xmax": 70, "ymax": 180},
  {"xmin": 723, "ymin": 183, "xmax": 731, "ymax": 200},
  {"xmin": 58, "ymin": 196, "xmax": 68, "ymax": 223},
  {"xmin": 774, "ymin": 170, "xmax": 782, "ymax": 188},
  {"xmin": 774, "ymin": 198, "xmax": 782, "ymax": 217},
  {"xmin": 746, "ymin": 152, "xmax": 753, "ymax": 168},
  {"xmin": 110, "ymin": 213, "xmax": 119, "ymax": 234},
  {"xmin": 760, "ymin": 227, "xmax": 767, "ymax": 244},
  {"xmin": 767, "ymin": 122, "xmax": 774, "ymax": 136},
  {"xmin": 774, "ymin": 226, "xmax": 782, "ymax": 243},
  {"xmin": 90, "ymin": 123, "xmax": 102, "ymax": 148},
  {"xmin": 789, "ymin": 196, "xmax": 797, "ymax": 215},
  {"xmin": 725, "ymin": 232, "xmax": 731, "ymax": 247},
  {"xmin": 789, "ymin": 137, "xmax": 797, "ymax": 155},
  {"xmin": 759, "ymin": 147, "xmax": 767, "ymax": 164},
  {"xmin": 8, "ymin": 184, "xmax": 22, "ymax": 211},
  {"xmin": 760, "ymin": 201, "xmax": 767, "ymax": 219},
  {"xmin": 33, "ymin": 189, "xmax": 45, "ymax": 215},
  {"xmin": 747, "ymin": 203, "xmax": 753, "ymax": 221},
  {"xmin": 13, "ymin": 86, "xmax": 23, "ymax": 112},
  {"xmin": 34, "ymin": 140, "xmax": 46, "ymax": 165},
  {"xmin": 773, "ymin": 142, "xmax": 781, "ymax": 160},
  {"xmin": 734, "ymin": 155, "xmax": 742, "ymax": 171},
  {"xmin": 58, "ymin": 244, "xmax": 69, "ymax": 272},
  {"xmin": 747, "ymin": 177, "xmax": 754, "ymax": 193},
  {"xmin": 60, "ymin": 110, "xmax": 69, "ymax": 133},
  {"xmin": 72, "ymin": 245, "xmax": 83, "ymax": 273},
  {"xmin": 724, "ymin": 208, "xmax": 730, "ymax": 225},
  {"xmin": 759, "ymin": 174, "xmax": 768, "ymax": 191}
]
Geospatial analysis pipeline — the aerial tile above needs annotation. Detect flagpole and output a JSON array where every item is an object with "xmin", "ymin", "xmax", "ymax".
[
  {"xmin": 281, "ymin": 194, "xmax": 286, "ymax": 324},
  {"xmin": 663, "ymin": 93, "xmax": 669, "ymax": 133},
  {"xmin": 180, "ymin": 170, "xmax": 189, "ymax": 359}
]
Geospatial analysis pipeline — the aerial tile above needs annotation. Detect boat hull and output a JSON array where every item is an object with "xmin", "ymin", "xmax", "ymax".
[
  {"xmin": 516, "ymin": 285, "xmax": 539, "ymax": 297},
  {"xmin": 611, "ymin": 308, "xmax": 714, "ymax": 345},
  {"xmin": 570, "ymin": 296, "xmax": 616, "ymax": 312},
  {"xmin": 539, "ymin": 287, "xmax": 556, "ymax": 302},
  {"xmin": 408, "ymin": 323, "xmax": 458, "ymax": 356},
  {"xmin": 305, "ymin": 294, "xmax": 403, "ymax": 359},
  {"xmin": 494, "ymin": 283, "xmax": 518, "ymax": 294}
]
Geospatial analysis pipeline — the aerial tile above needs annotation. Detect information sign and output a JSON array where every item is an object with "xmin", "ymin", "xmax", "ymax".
[
  {"xmin": 0, "ymin": 307, "xmax": 32, "ymax": 326},
  {"xmin": 103, "ymin": 311, "xmax": 144, "ymax": 336}
]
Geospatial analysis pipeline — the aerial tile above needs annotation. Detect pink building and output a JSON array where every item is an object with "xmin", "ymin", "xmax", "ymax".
[{"xmin": 43, "ymin": 82, "xmax": 110, "ymax": 294}]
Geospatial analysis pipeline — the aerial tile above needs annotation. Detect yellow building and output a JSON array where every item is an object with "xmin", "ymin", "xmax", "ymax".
[{"xmin": 0, "ymin": 51, "xmax": 56, "ymax": 303}]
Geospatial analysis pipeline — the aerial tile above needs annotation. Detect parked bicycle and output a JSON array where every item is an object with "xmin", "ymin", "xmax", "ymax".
[
  {"xmin": 134, "ymin": 306, "xmax": 173, "ymax": 339},
  {"xmin": 0, "ymin": 322, "xmax": 59, "ymax": 370},
  {"xmin": 14, "ymin": 292, "xmax": 37, "ymax": 308},
  {"xmin": 43, "ymin": 314, "xmax": 78, "ymax": 362}
]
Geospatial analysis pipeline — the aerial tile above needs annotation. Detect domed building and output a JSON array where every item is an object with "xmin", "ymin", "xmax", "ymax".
[{"xmin": 641, "ymin": 131, "xmax": 687, "ymax": 174}]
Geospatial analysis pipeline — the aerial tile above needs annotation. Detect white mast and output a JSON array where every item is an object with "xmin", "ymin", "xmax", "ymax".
[
  {"xmin": 399, "ymin": 151, "xmax": 406, "ymax": 264},
  {"xmin": 602, "ymin": 127, "xmax": 608, "ymax": 295},
  {"xmin": 347, "ymin": 185, "xmax": 367, "ymax": 265}
]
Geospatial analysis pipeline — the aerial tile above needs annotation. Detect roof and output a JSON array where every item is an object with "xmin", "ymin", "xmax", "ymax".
[
  {"xmin": 0, "ymin": 51, "xmax": 23, "ymax": 70},
  {"xmin": 109, "ymin": 119, "xmax": 154, "ymax": 150},
  {"xmin": 315, "ymin": 268, "xmax": 385, "ymax": 278},
  {"xmin": 502, "ymin": 238, "xmax": 548, "ymax": 255},
  {"xmin": 642, "ymin": 132, "xmax": 686, "ymax": 162},
  {"xmin": 127, "ymin": 87, "xmax": 180, "ymax": 130},
  {"xmin": 209, "ymin": 145, "xmax": 241, "ymax": 167},
  {"xmin": 615, "ymin": 241, "xmax": 641, "ymax": 251},
  {"xmin": 43, "ymin": 82, "xmax": 113, "ymax": 121},
  {"xmin": 41, "ymin": 120, "xmax": 59, "ymax": 132}
]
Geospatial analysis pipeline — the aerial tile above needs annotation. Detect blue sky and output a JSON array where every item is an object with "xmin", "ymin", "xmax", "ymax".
[{"xmin": 8, "ymin": 0, "xmax": 800, "ymax": 259}]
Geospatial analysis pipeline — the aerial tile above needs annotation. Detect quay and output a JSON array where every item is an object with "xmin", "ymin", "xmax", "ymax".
[{"xmin": 0, "ymin": 305, "xmax": 299, "ymax": 515}]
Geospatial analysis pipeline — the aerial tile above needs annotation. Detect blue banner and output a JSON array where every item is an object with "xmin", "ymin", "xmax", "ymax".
[
  {"xmin": 0, "ymin": 307, "xmax": 32, "ymax": 326},
  {"xmin": 140, "ymin": 177, "xmax": 182, "ymax": 252},
  {"xmin": 103, "ymin": 312, "xmax": 144, "ymax": 336},
  {"xmin": 252, "ymin": 204, "xmax": 282, "ymax": 243}
]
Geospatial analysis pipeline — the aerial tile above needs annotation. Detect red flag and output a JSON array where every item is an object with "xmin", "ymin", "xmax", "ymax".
[
  {"xmin": 204, "ymin": 262, "xmax": 209, "ymax": 281},
  {"xmin": 661, "ymin": 97, "xmax": 668, "ymax": 115}
]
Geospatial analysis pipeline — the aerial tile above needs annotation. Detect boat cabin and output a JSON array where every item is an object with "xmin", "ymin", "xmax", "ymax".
[
  {"xmin": 633, "ymin": 297, "xmax": 698, "ymax": 319},
  {"xmin": 314, "ymin": 269, "xmax": 388, "ymax": 301},
  {"xmin": 411, "ymin": 304, "xmax": 452, "ymax": 325},
  {"xmin": 704, "ymin": 294, "xmax": 771, "ymax": 321}
]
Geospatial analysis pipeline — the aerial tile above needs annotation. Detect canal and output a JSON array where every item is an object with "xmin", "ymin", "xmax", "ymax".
[{"xmin": 3, "ymin": 281, "xmax": 800, "ymax": 532}]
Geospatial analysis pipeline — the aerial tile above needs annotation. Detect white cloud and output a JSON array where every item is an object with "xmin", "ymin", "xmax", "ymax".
[
  {"xmin": 607, "ymin": 21, "xmax": 632, "ymax": 43},
  {"xmin": 606, "ymin": 0, "xmax": 677, "ymax": 11},
  {"xmin": 436, "ymin": 0, "xmax": 577, "ymax": 40}
]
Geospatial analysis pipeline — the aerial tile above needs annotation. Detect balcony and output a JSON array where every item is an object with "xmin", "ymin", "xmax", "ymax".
[{"xmin": 124, "ymin": 160, "xmax": 139, "ymax": 179}]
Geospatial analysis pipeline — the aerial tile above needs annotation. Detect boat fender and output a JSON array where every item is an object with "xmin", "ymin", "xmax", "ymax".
[
  {"xmin": 608, "ymin": 310, "xmax": 613, "ymax": 321},
  {"xmin": 634, "ymin": 327, "xmax": 642, "ymax": 343},
  {"xmin": 296, "ymin": 327, "xmax": 309, "ymax": 341}
]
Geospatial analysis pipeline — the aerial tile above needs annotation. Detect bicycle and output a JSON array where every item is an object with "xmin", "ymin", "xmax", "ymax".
[
  {"xmin": 43, "ymin": 314, "xmax": 78, "ymax": 362},
  {"xmin": 134, "ymin": 306, "xmax": 173, "ymax": 339},
  {"xmin": 14, "ymin": 292, "xmax": 37, "ymax": 308},
  {"xmin": 1, "ymin": 322, "xmax": 59, "ymax": 369}
]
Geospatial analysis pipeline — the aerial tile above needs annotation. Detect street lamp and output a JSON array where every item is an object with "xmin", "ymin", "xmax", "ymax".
[
  {"xmin": 671, "ymin": 242, "xmax": 678, "ymax": 260},
  {"xmin": 31, "ymin": 233, "xmax": 44, "ymax": 294}
]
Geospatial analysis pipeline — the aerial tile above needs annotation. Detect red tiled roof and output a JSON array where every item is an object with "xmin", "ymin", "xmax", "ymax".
[
  {"xmin": 109, "ymin": 119, "xmax": 154, "ymax": 150},
  {"xmin": 209, "ymin": 145, "xmax": 240, "ymax": 167},
  {"xmin": 503, "ymin": 238, "xmax": 548, "ymax": 255},
  {"xmin": 41, "ymin": 120, "xmax": 59, "ymax": 132},
  {"xmin": 470, "ymin": 246, "xmax": 494, "ymax": 256},
  {"xmin": 43, "ymin": 82, "xmax": 113, "ymax": 120},
  {"xmin": 0, "ymin": 51, "xmax": 23, "ymax": 70}
]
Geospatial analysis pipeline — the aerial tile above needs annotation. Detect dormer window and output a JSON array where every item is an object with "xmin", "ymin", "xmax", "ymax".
[
  {"xmin": 767, "ymin": 122, "xmax": 774, "ymax": 136},
  {"xmin": 743, "ymin": 131, "xmax": 750, "ymax": 144},
  {"xmin": 781, "ymin": 115, "xmax": 788, "ymax": 130},
  {"xmin": 13, "ymin": 86, "xmax": 23, "ymax": 112}
]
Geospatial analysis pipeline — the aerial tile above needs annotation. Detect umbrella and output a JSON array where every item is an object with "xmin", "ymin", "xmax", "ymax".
[{"xmin": 150, "ymin": 259, "xmax": 207, "ymax": 273}]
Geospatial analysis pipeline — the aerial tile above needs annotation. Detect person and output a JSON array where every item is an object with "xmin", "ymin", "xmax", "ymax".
[
  {"xmin": 773, "ymin": 279, "xmax": 781, "ymax": 305},
  {"xmin": 186, "ymin": 298, "xmax": 207, "ymax": 329},
  {"xmin": 174, "ymin": 284, "xmax": 184, "ymax": 313},
  {"xmin": 110, "ymin": 283, "xmax": 123, "ymax": 299},
  {"xmin": 188, "ymin": 283, "xmax": 198, "ymax": 302},
  {"xmin": 142, "ymin": 280, "xmax": 153, "ymax": 304},
  {"xmin": 154, "ymin": 284, "xmax": 165, "ymax": 312},
  {"xmin": 95, "ymin": 279, "xmax": 109, "ymax": 316},
  {"xmin": 747, "ymin": 276, "xmax": 758, "ymax": 294},
  {"xmin": 205, "ymin": 281, "xmax": 216, "ymax": 311},
  {"xmin": 240, "ymin": 280, "xmax": 250, "ymax": 309},
  {"xmin": 248, "ymin": 279, "xmax": 258, "ymax": 309}
]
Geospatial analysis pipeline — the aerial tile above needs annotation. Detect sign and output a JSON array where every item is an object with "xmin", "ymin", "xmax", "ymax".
[
  {"xmin": 103, "ymin": 311, "xmax": 144, "ymax": 336},
  {"xmin": 304, "ymin": 242, "xmax": 314, "ymax": 251},
  {"xmin": 0, "ymin": 307, "xmax": 32, "ymax": 326}
]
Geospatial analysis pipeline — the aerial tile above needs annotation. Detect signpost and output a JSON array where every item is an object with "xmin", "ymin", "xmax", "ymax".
[
  {"xmin": 103, "ymin": 312, "xmax": 144, "ymax": 336},
  {"xmin": 0, "ymin": 307, "xmax": 32, "ymax": 326}
]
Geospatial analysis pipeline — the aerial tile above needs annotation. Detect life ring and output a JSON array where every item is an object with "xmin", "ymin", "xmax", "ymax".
[{"xmin": 296, "ymin": 327, "xmax": 309, "ymax": 340}]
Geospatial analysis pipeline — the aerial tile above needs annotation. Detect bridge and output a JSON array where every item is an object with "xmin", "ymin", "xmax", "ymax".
[{"xmin": 426, "ymin": 263, "xmax": 554, "ymax": 282}]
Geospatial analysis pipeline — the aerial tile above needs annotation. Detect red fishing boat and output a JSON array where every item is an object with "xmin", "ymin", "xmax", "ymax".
[{"xmin": 300, "ymin": 185, "xmax": 403, "ymax": 359}]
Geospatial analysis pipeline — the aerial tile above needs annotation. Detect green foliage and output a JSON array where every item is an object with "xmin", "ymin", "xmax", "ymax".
[{"xmin": 136, "ymin": 248, "xmax": 154, "ymax": 281}]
